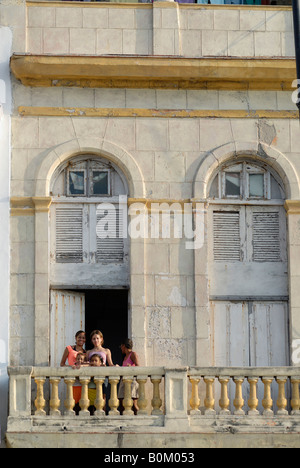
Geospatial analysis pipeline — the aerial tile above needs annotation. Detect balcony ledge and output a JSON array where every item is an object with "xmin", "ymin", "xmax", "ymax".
[
  {"xmin": 10, "ymin": 54, "xmax": 297, "ymax": 91},
  {"xmin": 6, "ymin": 366, "xmax": 300, "ymax": 447}
]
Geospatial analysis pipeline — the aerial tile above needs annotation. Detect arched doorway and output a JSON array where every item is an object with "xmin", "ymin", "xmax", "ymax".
[
  {"xmin": 49, "ymin": 154, "xmax": 130, "ymax": 366},
  {"xmin": 208, "ymin": 158, "xmax": 289, "ymax": 365},
  {"xmin": 207, "ymin": 158, "xmax": 289, "ymax": 410}
]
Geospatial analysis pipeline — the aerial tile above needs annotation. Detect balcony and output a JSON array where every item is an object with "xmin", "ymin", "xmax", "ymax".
[{"xmin": 6, "ymin": 366, "xmax": 300, "ymax": 448}]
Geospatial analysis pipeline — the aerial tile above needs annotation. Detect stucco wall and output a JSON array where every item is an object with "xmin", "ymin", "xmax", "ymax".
[{"xmin": 25, "ymin": 2, "xmax": 295, "ymax": 58}]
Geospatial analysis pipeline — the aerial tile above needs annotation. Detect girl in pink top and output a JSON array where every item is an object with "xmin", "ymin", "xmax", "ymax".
[{"xmin": 118, "ymin": 338, "xmax": 140, "ymax": 415}]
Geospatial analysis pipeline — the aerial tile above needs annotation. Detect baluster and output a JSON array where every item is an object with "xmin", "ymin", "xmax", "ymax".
[
  {"xmin": 50, "ymin": 377, "xmax": 61, "ymax": 416},
  {"xmin": 64, "ymin": 378, "xmax": 75, "ymax": 416},
  {"xmin": 189, "ymin": 376, "xmax": 201, "ymax": 415},
  {"xmin": 34, "ymin": 377, "xmax": 46, "ymax": 416},
  {"xmin": 291, "ymin": 377, "xmax": 300, "ymax": 414},
  {"xmin": 123, "ymin": 376, "xmax": 134, "ymax": 416},
  {"xmin": 204, "ymin": 376, "xmax": 215, "ymax": 415},
  {"xmin": 276, "ymin": 376, "xmax": 288, "ymax": 415},
  {"xmin": 218, "ymin": 376, "xmax": 230, "ymax": 415},
  {"xmin": 247, "ymin": 377, "xmax": 259, "ymax": 416},
  {"xmin": 94, "ymin": 377, "xmax": 105, "ymax": 417},
  {"xmin": 151, "ymin": 375, "xmax": 163, "ymax": 415},
  {"xmin": 79, "ymin": 377, "xmax": 91, "ymax": 416},
  {"xmin": 137, "ymin": 376, "xmax": 148, "ymax": 415},
  {"xmin": 262, "ymin": 377, "xmax": 273, "ymax": 416},
  {"xmin": 109, "ymin": 377, "xmax": 120, "ymax": 415},
  {"xmin": 233, "ymin": 377, "xmax": 245, "ymax": 415}
]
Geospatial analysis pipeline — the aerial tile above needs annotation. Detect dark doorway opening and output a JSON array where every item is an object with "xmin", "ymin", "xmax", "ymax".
[{"xmin": 84, "ymin": 289, "xmax": 128, "ymax": 366}]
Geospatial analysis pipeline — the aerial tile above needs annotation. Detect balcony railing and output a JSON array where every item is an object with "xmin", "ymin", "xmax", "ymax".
[{"xmin": 7, "ymin": 366, "xmax": 300, "ymax": 430}]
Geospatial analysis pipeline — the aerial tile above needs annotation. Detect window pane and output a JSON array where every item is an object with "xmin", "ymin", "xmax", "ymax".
[
  {"xmin": 249, "ymin": 174, "xmax": 264, "ymax": 197},
  {"xmin": 271, "ymin": 175, "xmax": 284, "ymax": 199},
  {"xmin": 225, "ymin": 173, "xmax": 240, "ymax": 196},
  {"xmin": 69, "ymin": 171, "xmax": 85, "ymax": 195},
  {"xmin": 92, "ymin": 171, "xmax": 109, "ymax": 195}
]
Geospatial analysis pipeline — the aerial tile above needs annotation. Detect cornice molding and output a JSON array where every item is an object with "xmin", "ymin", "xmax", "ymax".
[
  {"xmin": 10, "ymin": 55, "xmax": 297, "ymax": 91},
  {"xmin": 11, "ymin": 196, "xmax": 52, "ymax": 216},
  {"xmin": 284, "ymin": 200, "xmax": 300, "ymax": 215}
]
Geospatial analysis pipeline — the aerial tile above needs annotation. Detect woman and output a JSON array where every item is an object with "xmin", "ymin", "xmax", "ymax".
[
  {"xmin": 60, "ymin": 330, "xmax": 86, "ymax": 412},
  {"xmin": 60, "ymin": 330, "xmax": 86, "ymax": 367},
  {"xmin": 86, "ymin": 330, "xmax": 114, "ymax": 366}
]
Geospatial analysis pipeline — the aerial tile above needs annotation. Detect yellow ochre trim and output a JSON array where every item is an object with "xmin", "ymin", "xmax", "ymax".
[
  {"xmin": 10, "ymin": 196, "xmax": 52, "ymax": 216},
  {"xmin": 11, "ymin": 55, "xmax": 297, "ymax": 91},
  {"xmin": 18, "ymin": 106, "xmax": 299, "ymax": 119},
  {"xmin": 285, "ymin": 200, "xmax": 300, "ymax": 214}
]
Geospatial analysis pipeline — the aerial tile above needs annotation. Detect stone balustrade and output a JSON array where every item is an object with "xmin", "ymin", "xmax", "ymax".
[
  {"xmin": 7, "ymin": 366, "xmax": 300, "ymax": 423},
  {"xmin": 7, "ymin": 366, "xmax": 300, "ymax": 447}
]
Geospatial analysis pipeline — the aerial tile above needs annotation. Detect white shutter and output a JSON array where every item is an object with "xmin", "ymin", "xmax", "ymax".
[
  {"xmin": 56, "ymin": 207, "xmax": 83, "ymax": 263},
  {"xmin": 96, "ymin": 207, "xmax": 124, "ymax": 263},
  {"xmin": 252, "ymin": 211, "xmax": 280, "ymax": 262},
  {"xmin": 50, "ymin": 290, "xmax": 85, "ymax": 366},
  {"xmin": 213, "ymin": 211, "xmax": 241, "ymax": 261}
]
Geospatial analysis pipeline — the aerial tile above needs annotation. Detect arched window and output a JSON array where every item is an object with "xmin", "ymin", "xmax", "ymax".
[
  {"xmin": 209, "ymin": 160, "xmax": 285, "ymax": 201},
  {"xmin": 208, "ymin": 160, "xmax": 286, "ymax": 264},
  {"xmin": 50, "ymin": 155, "xmax": 129, "ymax": 268}
]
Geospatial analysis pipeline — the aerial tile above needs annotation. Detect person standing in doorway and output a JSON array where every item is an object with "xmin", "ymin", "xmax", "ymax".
[
  {"xmin": 86, "ymin": 330, "xmax": 115, "ymax": 366},
  {"xmin": 60, "ymin": 330, "xmax": 86, "ymax": 367}
]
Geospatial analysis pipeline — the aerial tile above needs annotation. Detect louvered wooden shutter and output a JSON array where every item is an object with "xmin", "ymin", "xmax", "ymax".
[
  {"xmin": 96, "ymin": 207, "xmax": 124, "ymax": 263},
  {"xmin": 56, "ymin": 207, "xmax": 83, "ymax": 262},
  {"xmin": 252, "ymin": 211, "xmax": 280, "ymax": 262},
  {"xmin": 213, "ymin": 211, "xmax": 241, "ymax": 261}
]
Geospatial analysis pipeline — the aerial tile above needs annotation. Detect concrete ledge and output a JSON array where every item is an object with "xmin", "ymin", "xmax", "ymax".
[
  {"xmin": 6, "ymin": 431, "xmax": 300, "ymax": 449},
  {"xmin": 10, "ymin": 55, "xmax": 297, "ymax": 91}
]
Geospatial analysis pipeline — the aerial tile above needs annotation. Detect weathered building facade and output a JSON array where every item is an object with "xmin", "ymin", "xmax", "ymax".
[
  {"xmin": 2, "ymin": 0, "xmax": 300, "ymax": 448},
  {"xmin": 0, "ymin": 22, "xmax": 11, "ymax": 448}
]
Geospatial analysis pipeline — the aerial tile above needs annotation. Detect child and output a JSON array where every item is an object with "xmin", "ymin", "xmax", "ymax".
[
  {"xmin": 88, "ymin": 353, "xmax": 106, "ymax": 415},
  {"xmin": 118, "ymin": 338, "xmax": 140, "ymax": 415},
  {"xmin": 73, "ymin": 352, "xmax": 86, "ymax": 369},
  {"xmin": 72, "ymin": 352, "xmax": 88, "ymax": 415}
]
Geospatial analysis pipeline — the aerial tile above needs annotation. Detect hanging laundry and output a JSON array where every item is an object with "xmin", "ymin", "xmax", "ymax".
[{"xmin": 197, "ymin": 0, "xmax": 225, "ymax": 4}]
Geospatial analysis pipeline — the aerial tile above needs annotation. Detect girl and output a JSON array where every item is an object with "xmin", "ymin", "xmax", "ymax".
[
  {"xmin": 88, "ymin": 353, "xmax": 106, "ymax": 415},
  {"xmin": 118, "ymin": 338, "xmax": 140, "ymax": 415},
  {"xmin": 72, "ymin": 352, "xmax": 87, "ymax": 414},
  {"xmin": 86, "ymin": 330, "xmax": 114, "ymax": 366},
  {"xmin": 60, "ymin": 330, "xmax": 86, "ymax": 367}
]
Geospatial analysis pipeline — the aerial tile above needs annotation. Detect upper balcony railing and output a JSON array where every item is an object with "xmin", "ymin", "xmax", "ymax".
[{"xmin": 7, "ymin": 366, "xmax": 300, "ymax": 428}]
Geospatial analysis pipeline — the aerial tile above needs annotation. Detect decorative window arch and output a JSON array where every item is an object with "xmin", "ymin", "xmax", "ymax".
[
  {"xmin": 50, "ymin": 154, "xmax": 128, "ymax": 198},
  {"xmin": 208, "ymin": 160, "xmax": 285, "ymax": 202}
]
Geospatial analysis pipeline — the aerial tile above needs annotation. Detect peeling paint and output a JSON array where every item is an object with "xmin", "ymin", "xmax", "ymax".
[
  {"xmin": 168, "ymin": 287, "xmax": 187, "ymax": 307},
  {"xmin": 257, "ymin": 121, "xmax": 276, "ymax": 146}
]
